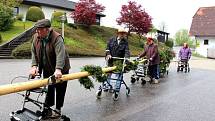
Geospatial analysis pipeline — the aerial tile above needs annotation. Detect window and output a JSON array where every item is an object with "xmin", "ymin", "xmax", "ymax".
[
  {"xmin": 96, "ymin": 18, "xmax": 100, "ymax": 23},
  {"xmin": 204, "ymin": 39, "xmax": 209, "ymax": 45},
  {"xmin": 96, "ymin": 16, "xmax": 100, "ymax": 25},
  {"xmin": 13, "ymin": 7, "xmax": 19, "ymax": 16}
]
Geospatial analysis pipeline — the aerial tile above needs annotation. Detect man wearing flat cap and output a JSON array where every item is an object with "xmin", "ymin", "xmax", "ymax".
[
  {"xmin": 138, "ymin": 37, "xmax": 160, "ymax": 84},
  {"xmin": 29, "ymin": 19, "xmax": 70, "ymax": 118},
  {"xmin": 104, "ymin": 28, "xmax": 130, "ymax": 95}
]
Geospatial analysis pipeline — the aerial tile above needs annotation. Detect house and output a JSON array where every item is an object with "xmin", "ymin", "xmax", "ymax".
[
  {"xmin": 156, "ymin": 30, "xmax": 169, "ymax": 43},
  {"xmin": 147, "ymin": 30, "xmax": 169, "ymax": 43},
  {"xmin": 189, "ymin": 6, "xmax": 215, "ymax": 57},
  {"xmin": 14, "ymin": 0, "xmax": 105, "ymax": 25}
]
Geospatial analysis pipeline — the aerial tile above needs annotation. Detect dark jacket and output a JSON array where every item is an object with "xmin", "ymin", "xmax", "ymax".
[
  {"xmin": 139, "ymin": 43, "xmax": 160, "ymax": 65},
  {"xmin": 106, "ymin": 37, "xmax": 130, "ymax": 58},
  {"xmin": 31, "ymin": 29, "xmax": 70, "ymax": 74}
]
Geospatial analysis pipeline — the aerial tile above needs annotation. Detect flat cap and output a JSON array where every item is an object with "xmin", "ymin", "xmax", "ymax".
[{"xmin": 34, "ymin": 19, "xmax": 51, "ymax": 28}]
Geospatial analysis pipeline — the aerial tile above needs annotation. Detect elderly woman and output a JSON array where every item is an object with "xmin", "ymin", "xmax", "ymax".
[{"xmin": 138, "ymin": 37, "xmax": 160, "ymax": 84}]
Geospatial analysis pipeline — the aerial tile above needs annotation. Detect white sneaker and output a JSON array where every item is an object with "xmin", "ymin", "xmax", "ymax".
[{"xmin": 152, "ymin": 78, "xmax": 159, "ymax": 84}]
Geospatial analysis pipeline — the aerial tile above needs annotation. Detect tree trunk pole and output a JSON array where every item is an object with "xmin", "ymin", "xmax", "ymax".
[{"xmin": 0, "ymin": 66, "xmax": 116, "ymax": 96}]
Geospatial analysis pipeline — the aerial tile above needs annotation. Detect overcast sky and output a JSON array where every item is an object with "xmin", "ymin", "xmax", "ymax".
[{"xmin": 71, "ymin": 0, "xmax": 215, "ymax": 37}]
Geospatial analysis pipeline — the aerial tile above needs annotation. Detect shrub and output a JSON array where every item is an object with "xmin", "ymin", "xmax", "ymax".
[
  {"xmin": 16, "ymin": 14, "xmax": 24, "ymax": 21},
  {"xmin": 12, "ymin": 41, "xmax": 31, "ymax": 58},
  {"xmin": 0, "ymin": 3, "xmax": 14, "ymax": 31},
  {"xmin": 165, "ymin": 40, "xmax": 174, "ymax": 48},
  {"xmin": 51, "ymin": 11, "xmax": 67, "ymax": 28},
  {"xmin": 26, "ymin": 6, "xmax": 45, "ymax": 22},
  {"xmin": 66, "ymin": 23, "xmax": 77, "ymax": 29},
  {"xmin": 0, "ymin": 34, "xmax": 2, "ymax": 43},
  {"xmin": 51, "ymin": 11, "xmax": 67, "ymax": 23}
]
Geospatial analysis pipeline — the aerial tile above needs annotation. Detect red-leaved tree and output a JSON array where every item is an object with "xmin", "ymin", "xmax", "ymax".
[
  {"xmin": 71, "ymin": 0, "xmax": 105, "ymax": 26},
  {"xmin": 117, "ymin": 1, "xmax": 152, "ymax": 40}
]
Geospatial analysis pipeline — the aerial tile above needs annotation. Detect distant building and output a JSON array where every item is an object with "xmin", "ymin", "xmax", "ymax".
[
  {"xmin": 156, "ymin": 30, "xmax": 169, "ymax": 43},
  {"xmin": 147, "ymin": 30, "xmax": 169, "ymax": 43},
  {"xmin": 14, "ymin": 0, "xmax": 105, "ymax": 25},
  {"xmin": 190, "ymin": 6, "xmax": 215, "ymax": 57}
]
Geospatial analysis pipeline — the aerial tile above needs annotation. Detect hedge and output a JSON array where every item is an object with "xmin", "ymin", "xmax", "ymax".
[{"xmin": 26, "ymin": 6, "xmax": 45, "ymax": 22}]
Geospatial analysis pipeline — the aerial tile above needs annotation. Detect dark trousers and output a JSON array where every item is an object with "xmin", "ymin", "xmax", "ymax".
[
  {"xmin": 43, "ymin": 70, "xmax": 68, "ymax": 110},
  {"xmin": 148, "ymin": 64, "xmax": 159, "ymax": 79}
]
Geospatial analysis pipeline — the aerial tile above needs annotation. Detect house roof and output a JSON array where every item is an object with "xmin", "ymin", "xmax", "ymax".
[
  {"xmin": 157, "ymin": 30, "xmax": 169, "ymax": 35},
  {"xmin": 190, "ymin": 6, "xmax": 215, "ymax": 37},
  {"xmin": 22, "ymin": 0, "xmax": 105, "ymax": 17},
  {"xmin": 22, "ymin": 0, "xmax": 76, "ymax": 11}
]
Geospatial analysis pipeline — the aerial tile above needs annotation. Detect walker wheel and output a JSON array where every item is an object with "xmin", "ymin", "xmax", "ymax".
[
  {"xmin": 112, "ymin": 92, "xmax": 119, "ymax": 101},
  {"xmin": 61, "ymin": 115, "xmax": 70, "ymax": 121},
  {"xmin": 141, "ymin": 79, "xmax": 146, "ymax": 85},
  {"xmin": 96, "ymin": 90, "xmax": 102, "ymax": 99},
  {"xmin": 177, "ymin": 68, "xmax": 179, "ymax": 72},
  {"xmin": 126, "ymin": 87, "xmax": 130, "ymax": 96},
  {"xmin": 131, "ymin": 77, "xmax": 136, "ymax": 83}
]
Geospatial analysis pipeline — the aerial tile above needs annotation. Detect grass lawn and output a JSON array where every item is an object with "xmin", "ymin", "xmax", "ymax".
[
  {"xmin": 192, "ymin": 51, "xmax": 206, "ymax": 58},
  {"xmin": 12, "ymin": 23, "xmax": 145, "ymax": 57},
  {"xmin": 0, "ymin": 20, "xmax": 34, "ymax": 44}
]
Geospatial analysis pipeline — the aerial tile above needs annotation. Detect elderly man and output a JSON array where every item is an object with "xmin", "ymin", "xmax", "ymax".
[
  {"xmin": 138, "ymin": 37, "xmax": 160, "ymax": 84},
  {"xmin": 29, "ymin": 19, "xmax": 70, "ymax": 118},
  {"xmin": 104, "ymin": 28, "xmax": 130, "ymax": 95},
  {"xmin": 106, "ymin": 28, "xmax": 130, "ymax": 63}
]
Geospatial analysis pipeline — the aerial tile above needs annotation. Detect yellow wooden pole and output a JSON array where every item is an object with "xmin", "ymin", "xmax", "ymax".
[{"xmin": 0, "ymin": 66, "xmax": 116, "ymax": 96}]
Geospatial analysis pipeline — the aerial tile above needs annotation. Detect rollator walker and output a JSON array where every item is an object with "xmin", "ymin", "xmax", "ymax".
[
  {"xmin": 96, "ymin": 57, "xmax": 130, "ymax": 101},
  {"xmin": 10, "ymin": 75, "xmax": 70, "ymax": 121},
  {"xmin": 130, "ymin": 58, "xmax": 149, "ymax": 85},
  {"xmin": 177, "ymin": 59, "xmax": 190, "ymax": 73}
]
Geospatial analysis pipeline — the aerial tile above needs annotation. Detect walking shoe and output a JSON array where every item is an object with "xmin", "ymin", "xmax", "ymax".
[
  {"xmin": 49, "ymin": 109, "xmax": 61, "ymax": 119},
  {"xmin": 152, "ymin": 78, "xmax": 159, "ymax": 84},
  {"xmin": 42, "ymin": 108, "xmax": 52, "ymax": 119}
]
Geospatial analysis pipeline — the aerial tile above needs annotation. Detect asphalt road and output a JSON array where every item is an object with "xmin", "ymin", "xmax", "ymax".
[{"xmin": 0, "ymin": 57, "xmax": 215, "ymax": 121}]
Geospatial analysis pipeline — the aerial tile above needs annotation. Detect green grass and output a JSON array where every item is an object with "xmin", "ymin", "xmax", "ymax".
[
  {"xmin": 0, "ymin": 20, "xmax": 34, "ymax": 44},
  {"xmin": 64, "ymin": 37, "xmax": 85, "ymax": 48},
  {"xmin": 192, "ymin": 52, "xmax": 206, "ymax": 58},
  {"xmin": 11, "ymin": 22, "xmax": 146, "ymax": 58},
  {"xmin": 94, "ymin": 36, "xmax": 106, "ymax": 49}
]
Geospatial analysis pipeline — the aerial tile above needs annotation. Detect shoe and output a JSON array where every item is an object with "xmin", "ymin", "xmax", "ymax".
[
  {"xmin": 50, "ymin": 109, "xmax": 61, "ymax": 119},
  {"xmin": 42, "ymin": 108, "xmax": 52, "ymax": 119},
  {"xmin": 152, "ymin": 78, "xmax": 159, "ymax": 84}
]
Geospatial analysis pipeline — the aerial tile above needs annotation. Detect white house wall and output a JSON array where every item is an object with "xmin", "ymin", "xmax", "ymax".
[
  {"xmin": 65, "ymin": 11, "xmax": 74, "ymax": 23},
  {"xmin": 41, "ymin": 6, "xmax": 74, "ymax": 23},
  {"xmin": 41, "ymin": 6, "xmax": 53, "ymax": 20},
  {"xmin": 18, "ymin": 5, "xmax": 74, "ymax": 23},
  {"xmin": 195, "ymin": 36, "xmax": 215, "ymax": 57},
  {"xmin": 19, "ymin": 4, "xmax": 30, "ymax": 20}
]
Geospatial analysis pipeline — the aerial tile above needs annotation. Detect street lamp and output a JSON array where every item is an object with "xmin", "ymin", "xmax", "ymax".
[
  {"xmin": 60, "ymin": 13, "xmax": 66, "ymax": 38},
  {"xmin": 22, "ymin": 15, "xmax": 26, "ymax": 30}
]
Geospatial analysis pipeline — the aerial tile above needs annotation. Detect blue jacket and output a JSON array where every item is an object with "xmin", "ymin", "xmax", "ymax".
[{"xmin": 106, "ymin": 37, "xmax": 130, "ymax": 58}]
